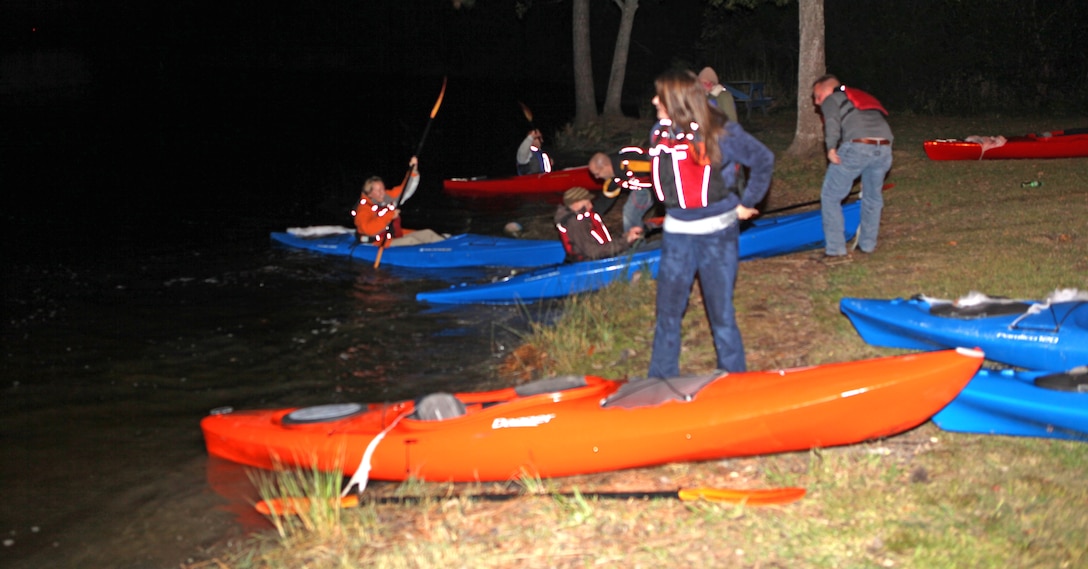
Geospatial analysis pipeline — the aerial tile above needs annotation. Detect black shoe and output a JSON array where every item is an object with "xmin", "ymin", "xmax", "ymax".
[
  {"xmin": 826, "ymin": 254, "xmax": 852, "ymax": 265},
  {"xmin": 812, "ymin": 252, "xmax": 852, "ymax": 265}
]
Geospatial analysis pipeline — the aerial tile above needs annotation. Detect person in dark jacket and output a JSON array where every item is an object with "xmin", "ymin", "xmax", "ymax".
[
  {"xmin": 554, "ymin": 187, "xmax": 641, "ymax": 262},
  {"xmin": 588, "ymin": 147, "xmax": 655, "ymax": 235},
  {"xmin": 646, "ymin": 69, "xmax": 774, "ymax": 379}
]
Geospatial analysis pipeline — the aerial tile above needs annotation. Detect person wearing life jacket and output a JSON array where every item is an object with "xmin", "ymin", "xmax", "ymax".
[
  {"xmin": 646, "ymin": 69, "xmax": 774, "ymax": 379},
  {"xmin": 812, "ymin": 74, "xmax": 893, "ymax": 260},
  {"xmin": 351, "ymin": 156, "xmax": 444, "ymax": 247},
  {"xmin": 516, "ymin": 129, "xmax": 553, "ymax": 175},
  {"xmin": 554, "ymin": 186, "xmax": 641, "ymax": 262},
  {"xmin": 588, "ymin": 147, "xmax": 656, "ymax": 235}
]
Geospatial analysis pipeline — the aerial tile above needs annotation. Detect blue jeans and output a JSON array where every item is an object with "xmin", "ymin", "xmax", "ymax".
[
  {"xmin": 820, "ymin": 142, "xmax": 893, "ymax": 255},
  {"xmin": 623, "ymin": 189, "xmax": 654, "ymax": 233},
  {"xmin": 648, "ymin": 223, "xmax": 746, "ymax": 379}
]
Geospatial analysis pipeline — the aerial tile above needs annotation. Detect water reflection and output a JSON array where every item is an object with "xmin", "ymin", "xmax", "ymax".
[
  {"xmin": 4, "ymin": 70, "xmax": 577, "ymax": 568},
  {"xmin": 1, "ymin": 240, "xmax": 548, "ymax": 568}
]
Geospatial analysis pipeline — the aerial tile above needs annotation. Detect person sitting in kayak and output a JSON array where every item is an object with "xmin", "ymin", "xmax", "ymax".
[
  {"xmin": 588, "ymin": 147, "xmax": 656, "ymax": 236},
  {"xmin": 554, "ymin": 186, "xmax": 642, "ymax": 262},
  {"xmin": 516, "ymin": 128, "xmax": 554, "ymax": 175},
  {"xmin": 351, "ymin": 156, "xmax": 444, "ymax": 246}
]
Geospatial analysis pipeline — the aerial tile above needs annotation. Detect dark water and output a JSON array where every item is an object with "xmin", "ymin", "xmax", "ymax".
[{"xmin": 2, "ymin": 71, "xmax": 577, "ymax": 568}]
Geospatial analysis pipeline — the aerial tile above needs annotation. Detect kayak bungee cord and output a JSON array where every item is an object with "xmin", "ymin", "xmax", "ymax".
[{"xmin": 341, "ymin": 408, "xmax": 413, "ymax": 498}]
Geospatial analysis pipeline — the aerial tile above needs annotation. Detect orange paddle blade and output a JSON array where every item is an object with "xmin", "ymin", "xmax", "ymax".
[
  {"xmin": 677, "ymin": 487, "xmax": 806, "ymax": 505},
  {"xmin": 255, "ymin": 493, "xmax": 359, "ymax": 516},
  {"xmin": 430, "ymin": 77, "xmax": 447, "ymax": 119}
]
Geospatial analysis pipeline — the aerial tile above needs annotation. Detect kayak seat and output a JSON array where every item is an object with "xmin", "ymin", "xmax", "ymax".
[
  {"xmin": 923, "ymin": 297, "xmax": 1032, "ymax": 319},
  {"xmin": 514, "ymin": 375, "xmax": 588, "ymax": 397},
  {"xmin": 1034, "ymin": 367, "xmax": 1088, "ymax": 393},
  {"xmin": 412, "ymin": 392, "xmax": 467, "ymax": 421}
]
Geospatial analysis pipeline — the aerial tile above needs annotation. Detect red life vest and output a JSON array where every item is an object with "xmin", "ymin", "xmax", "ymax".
[
  {"xmin": 555, "ymin": 210, "xmax": 613, "ymax": 262},
  {"xmin": 839, "ymin": 85, "xmax": 888, "ymax": 116},
  {"xmin": 649, "ymin": 120, "xmax": 724, "ymax": 210}
]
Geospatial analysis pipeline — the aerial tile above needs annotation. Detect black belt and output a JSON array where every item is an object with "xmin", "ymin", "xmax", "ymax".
[{"xmin": 851, "ymin": 138, "xmax": 890, "ymax": 145}]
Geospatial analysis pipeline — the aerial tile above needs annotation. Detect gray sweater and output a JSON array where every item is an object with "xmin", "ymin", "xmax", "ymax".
[{"xmin": 820, "ymin": 91, "xmax": 894, "ymax": 150}]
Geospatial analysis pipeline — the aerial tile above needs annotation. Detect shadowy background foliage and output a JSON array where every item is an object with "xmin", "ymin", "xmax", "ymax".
[{"xmin": 698, "ymin": 0, "xmax": 1088, "ymax": 115}]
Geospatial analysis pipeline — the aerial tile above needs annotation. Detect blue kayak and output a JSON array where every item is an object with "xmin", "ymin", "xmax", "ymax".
[
  {"xmin": 270, "ymin": 231, "xmax": 566, "ymax": 269},
  {"xmin": 933, "ymin": 367, "xmax": 1088, "ymax": 441},
  {"xmin": 839, "ymin": 293, "xmax": 1088, "ymax": 371},
  {"xmin": 417, "ymin": 202, "xmax": 860, "ymax": 305}
]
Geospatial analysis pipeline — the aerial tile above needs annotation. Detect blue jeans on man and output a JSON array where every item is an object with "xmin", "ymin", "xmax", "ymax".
[
  {"xmin": 820, "ymin": 142, "xmax": 893, "ymax": 255},
  {"xmin": 647, "ymin": 223, "xmax": 746, "ymax": 379}
]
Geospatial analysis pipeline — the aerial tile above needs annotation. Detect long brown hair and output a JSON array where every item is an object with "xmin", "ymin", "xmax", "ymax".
[{"xmin": 654, "ymin": 69, "xmax": 725, "ymax": 166}]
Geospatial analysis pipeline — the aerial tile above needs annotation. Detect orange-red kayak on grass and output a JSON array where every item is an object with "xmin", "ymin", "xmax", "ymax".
[{"xmin": 201, "ymin": 348, "xmax": 984, "ymax": 482}]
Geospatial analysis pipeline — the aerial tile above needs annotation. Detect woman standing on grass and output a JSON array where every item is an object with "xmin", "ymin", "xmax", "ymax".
[{"xmin": 646, "ymin": 69, "xmax": 775, "ymax": 378}]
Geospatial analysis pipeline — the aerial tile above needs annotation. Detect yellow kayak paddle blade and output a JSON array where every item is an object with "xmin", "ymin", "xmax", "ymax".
[{"xmin": 677, "ymin": 486, "xmax": 806, "ymax": 505}]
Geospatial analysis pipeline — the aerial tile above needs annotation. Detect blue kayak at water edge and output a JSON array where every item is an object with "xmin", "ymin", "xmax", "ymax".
[
  {"xmin": 417, "ymin": 202, "xmax": 861, "ymax": 305},
  {"xmin": 933, "ymin": 367, "xmax": 1088, "ymax": 441},
  {"xmin": 839, "ymin": 292, "xmax": 1088, "ymax": 370},
  {"xmin": 270, "ymin": 230, "xmax": 566, "ymax": 269}
]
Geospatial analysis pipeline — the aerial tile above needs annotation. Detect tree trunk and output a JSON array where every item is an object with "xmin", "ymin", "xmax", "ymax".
[
  {"xmin": 785, "ymin": 0, "xmax": 825, "ymax": 158},
  {"xmin": 602, "ymin": 0, "xmax": 638, "ymax": 117},
  {"xmin": 572, "ymin": 0, "xmax": 598, "ymax": 126}
]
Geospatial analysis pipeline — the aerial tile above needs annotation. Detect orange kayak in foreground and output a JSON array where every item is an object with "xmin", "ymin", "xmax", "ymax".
[{"xmin": 201, "ymin": 348, "xmax": 983, "ymax": 482}]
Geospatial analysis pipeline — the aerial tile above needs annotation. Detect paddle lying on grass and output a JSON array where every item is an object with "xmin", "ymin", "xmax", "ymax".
[
  {"xmin": 373, "ymin": 76, "xmax": 448, "ymax": 269},
  {"xmin": 256, "ymin": 486, "xmax": 806, "ymax": 516}
]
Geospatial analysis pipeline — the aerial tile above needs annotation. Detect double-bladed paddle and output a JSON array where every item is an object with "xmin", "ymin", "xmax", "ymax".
[
  {"xmin": 256, "ymin": 486, "xmax": 806, "ymax": 516},
  {"xmin": 373, "ymin": 76, "xmax": 448, "ymax": 269},
  {"xmin": 761, "ymin": 183, "xmax": 895, "ymax": 216}
]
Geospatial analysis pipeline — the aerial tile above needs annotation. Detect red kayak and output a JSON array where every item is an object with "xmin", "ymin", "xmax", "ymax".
[
  {"xmin": 924, "ymin": 128, "xmax": 1088, "ymax": 160},
  {"xmin": 443, "ymin": 166, "xmax": 603, "ymax": 196}
]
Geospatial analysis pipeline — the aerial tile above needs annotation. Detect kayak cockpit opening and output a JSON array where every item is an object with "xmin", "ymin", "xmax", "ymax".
[
  {"xmin": 917, "ymin": 292, "xmax": 1031, "ymax": 319},
  {"xmin": 601, "ymin": 373, "xmax": 723, "ymax": 409},
  {"xmin": 410, "ymin": 376, "xmax": 595, "ymax": 421},
  {"xmin": 514, "ymin": 375, "xmax": 588, "ymax": 396},
  {"xmin": 412, "ymin": 392, "xmax": 466, "ymax": 421},
  {"xmin": 1034, "ymin": 367, "xmax": 1088, "ymax": 392}
]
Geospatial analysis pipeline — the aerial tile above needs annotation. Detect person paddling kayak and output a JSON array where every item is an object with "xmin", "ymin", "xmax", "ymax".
[
  {"xmin": 351, "ymin": 156, "xmax": 444, "ymax": 247},
  {"xmin": 516, "ymin": 129, "xmax": 554, "ymax": 175}
]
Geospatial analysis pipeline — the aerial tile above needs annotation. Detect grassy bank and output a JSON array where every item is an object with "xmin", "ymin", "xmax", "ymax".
[{"xmin": 193, "ymin": 114, "xmax": 1087, "ymax": 568}]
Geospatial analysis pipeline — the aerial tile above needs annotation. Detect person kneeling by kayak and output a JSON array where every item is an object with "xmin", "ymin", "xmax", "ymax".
[
  {"xmin": 554, "ymin": 186, "xmax": 642, "ymax": 262},
  {"xmin": 351, "ymin": 156, "xmax": 445, "ymax": 247}
]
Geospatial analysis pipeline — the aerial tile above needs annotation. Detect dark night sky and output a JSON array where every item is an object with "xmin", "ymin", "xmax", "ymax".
[
  {"xmin": 3, "ymin": 0, "xmax": 706, "ymax": 101},
  {"xmin": 6, "ymin": 0, "xmax": 1087, "ymax": 112},
  {"xmin": 4, "ymin": 0, "xmax": 1085, "ymax": 241},
  {"xmin": 2, "ymin": 0, "xmax": 712, "ymax": 239}
]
